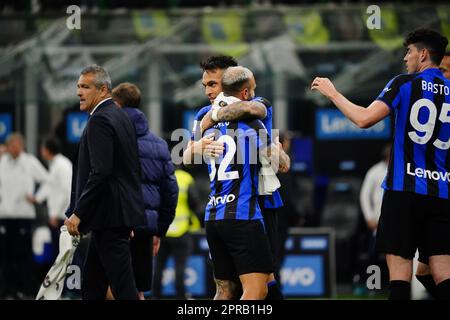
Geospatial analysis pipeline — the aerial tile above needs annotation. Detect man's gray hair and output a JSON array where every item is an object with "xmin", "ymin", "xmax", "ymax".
[
  {"xmin": 6, "ymin": 132, "xmax": 24, "ymax": 145},
  {"xmin": 80, "ymin": 64, "xmax": 112, "ymax": 92},
  {"xmin": 221, "ymin": 66, "xmax": 254, "ymax": 95}
]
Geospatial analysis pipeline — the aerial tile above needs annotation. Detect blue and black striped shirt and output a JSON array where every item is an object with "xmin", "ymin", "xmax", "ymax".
[
  {"xmin": 204, "ymin": 120, "xmax": 270, "ymax": 221},
  {"xmin": 191, "ymin": 97, "xmax": 284, "ymax": 208},
  {"xmin": 377, "ymin": 68, "xmax": 450, "ymax": 199}
]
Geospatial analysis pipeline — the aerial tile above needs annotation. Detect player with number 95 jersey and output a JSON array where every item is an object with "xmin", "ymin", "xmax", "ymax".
[{"xmin": 311, "ymin": 28, "xmax": 450, "ymax": 300}]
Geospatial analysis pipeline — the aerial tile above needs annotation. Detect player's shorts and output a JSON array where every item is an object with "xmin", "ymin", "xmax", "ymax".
[
  {"xmin": 376, "ymin": 190, "xmax": 450, "ymax": 261},
  {"xmin": 205, "ymin": 219, "xmax": 273, "ymax": 280},
  {"xmin": 260, "ymin": 205, "xmax": 279, "ymax": 272}
]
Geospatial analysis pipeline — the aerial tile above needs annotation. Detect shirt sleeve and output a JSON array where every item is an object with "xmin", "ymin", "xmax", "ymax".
[
  {"xmin": 252, "ymin": 97, "xmax": 272, "ymax": 109},
  {"xmin": 30, "ymin": 155, "xmax": 49, "ymax": 185},
  {"xmin": 376, "ymin": 74, "xmax": 411, "ymax": 111}
]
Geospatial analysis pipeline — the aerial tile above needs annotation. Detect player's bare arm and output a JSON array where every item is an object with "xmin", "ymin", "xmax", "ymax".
[
  {"xmin": 217, "ymin": 100, "xmax": 267, "ymax": 122},
  {"xmin": 200, "ymin": 101, "xmax": 267, "ymax": 134},
  {"xmin": 311, "ymin": 77, "xmax": 390, "ymax": 128}
]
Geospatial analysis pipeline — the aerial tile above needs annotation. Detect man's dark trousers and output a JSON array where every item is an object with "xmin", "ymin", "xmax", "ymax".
[{"xmin": 82, "ymin": 227, "xmax": 139, "ymax": 300}]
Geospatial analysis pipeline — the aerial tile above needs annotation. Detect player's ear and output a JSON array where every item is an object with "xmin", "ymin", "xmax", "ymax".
[
  {"xmin": 242, "ymin": 88, "xmax": 249, "ymax": 100},
  {"xmin": 420, "ymin": 48, "xmax": 428, "ymax": 63}
]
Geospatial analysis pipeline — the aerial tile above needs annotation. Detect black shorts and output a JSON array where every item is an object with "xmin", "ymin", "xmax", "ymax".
[
  {"xmin": 205, "ymin": 219, "xmax": 273, "ymax": 280},
  {"xmin": 130, "ymin": 233, "xmax": 153, "ymax": 292},
  {"xmin": 260, "ymin": 206, "xmax": 279, "ymax": 271},
  {"xmin": 376, "ymin": 190, "xmax": 450, "ymax": 261}
]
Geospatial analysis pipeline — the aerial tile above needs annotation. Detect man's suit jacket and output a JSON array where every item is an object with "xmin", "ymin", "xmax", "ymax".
[{"xmin": 66, "ymin": 98, "xmax": 145, "ymax": 234}]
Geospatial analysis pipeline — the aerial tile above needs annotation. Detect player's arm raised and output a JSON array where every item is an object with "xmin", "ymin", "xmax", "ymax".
[{"xmin": 311, "ymin": 77, "xmax": 390, "ymax": 128}]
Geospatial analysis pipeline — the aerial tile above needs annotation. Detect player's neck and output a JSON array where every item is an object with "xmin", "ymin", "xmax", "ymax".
[{"xmin": 417, "ymin": 61, "xmax": 438, "ymax": 73}]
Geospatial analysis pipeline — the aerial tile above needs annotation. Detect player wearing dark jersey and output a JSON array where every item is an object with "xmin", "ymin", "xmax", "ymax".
[
  {"xmin": 182, "ymin": 56, "xmax": 289, "ymax": 300},
  {"xmin": 203, "ymin": 66, "xmax": 289, "ymax": 300},
  {"xmin": 311, "ymin": 29, "xmax": 449, "ymax": 300}
]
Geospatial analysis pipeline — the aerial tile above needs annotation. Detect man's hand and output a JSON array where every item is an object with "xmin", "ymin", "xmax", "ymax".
[
  {"xmin": 48, "ymin": 217, "xmax": 60, "ymax": 229},
  {"xmin": 65, "ymin": 214, "xmax": 81, "ymax": 236},
  {"xmin": 203, "ymin": 139, "xmax": 224, "ymax": 158},
  {"xmin": 26, "ymin": 194, "xmax": 37, "ymax": 204},
  {"xmin": 311, "ymin": 77, "xmax": 338, "ymax": 99},
  {"xmin": 275, "ymin": 136, "xmax": 290, "ymax": 173},
  {"xmin": 153, "ymin": 236, "xmax": 161, "ymax": 256},
  {"xmin": 366, "ymin": 219, "xmax": 378, "ymax": 231},
  {"xmin": 200, "ymin": 109, "xmax": 216, "ymax": 134}
]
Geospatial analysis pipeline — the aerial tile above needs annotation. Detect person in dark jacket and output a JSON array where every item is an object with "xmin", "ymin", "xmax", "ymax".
[
  {"xmin": 65, "ymin": 65, "xmax": 145, "ymax": 300},
  {"xmin": 112, "ymin": 82, "xmax": 178, "ymax": 300}
]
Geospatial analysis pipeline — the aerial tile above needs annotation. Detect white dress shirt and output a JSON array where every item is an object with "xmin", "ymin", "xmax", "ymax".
[{"xmin": 0, "ymin": 152, "xmax": 48, "ymax": 219}]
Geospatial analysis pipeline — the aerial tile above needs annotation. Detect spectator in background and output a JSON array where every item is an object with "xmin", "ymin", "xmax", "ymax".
[
  {"xmin": 112, "ymin": 82, "xmax": 178, "ymax": 300},
  {"xmin": 360, "ymin": 144, "xmax": 391, "ymax": 250},
  {"xmin": 26, "ymin": 136, "xmax": 72, "ymax": 262},
  {"xmin": 0, "ymin": 133, "xmax": 48, "ymax": 299},
  {"xmin": 276, "ymin": 131, "xmax": 302, "ymax": 282},
  {"xmin": 0, "ymin": 143, "xmax": 6, "ymax": 158},
  {"xmin": 152, "ymin": 166, "xmax": 201, "ymax": 300}
]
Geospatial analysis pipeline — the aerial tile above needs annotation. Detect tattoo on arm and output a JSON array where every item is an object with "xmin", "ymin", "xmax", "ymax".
[{"xmin": 217, "ymin": 101, "xmax": 267, "ymax": 121}]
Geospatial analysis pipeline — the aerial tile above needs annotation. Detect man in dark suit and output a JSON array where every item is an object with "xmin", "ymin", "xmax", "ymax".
[{"xmin": 65, "ymin": 65, "xmax": 145, "ymax": 300}]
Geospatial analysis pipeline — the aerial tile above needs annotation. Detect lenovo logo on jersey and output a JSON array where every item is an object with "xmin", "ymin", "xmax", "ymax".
[
  {"xmin": 407, "ymin": 163, "xmax": 450, "ymax": 182},
  {"xmin": 208, "ymin": 194, "xmax": 236, "ymax": 206}
]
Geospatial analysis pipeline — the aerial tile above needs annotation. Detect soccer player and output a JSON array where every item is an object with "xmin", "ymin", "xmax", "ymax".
[
  {"xmin": 182, "ymin": 56, "xmax": 289, "ymax": 300},
  {"xmin": 414, "ymin": 51, "xmax": 450, "ymax": 299},
  {"xmin": 311, "ymin": 28, "xmax": 450, "ymax": 300},
  {"xmin": 203, "ymin": 66, "xmax": 288, "ymax": 299}
]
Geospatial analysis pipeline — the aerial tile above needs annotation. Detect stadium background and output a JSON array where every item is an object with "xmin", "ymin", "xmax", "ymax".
[{"xmin": 0, "ymin": 0, "xmax": 449, "ymax": 299}]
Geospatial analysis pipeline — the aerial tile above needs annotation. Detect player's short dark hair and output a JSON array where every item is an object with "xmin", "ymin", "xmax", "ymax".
[
  {"xmin": 199, "ymin": 55, "xmax": 238, "ymax": 71},
  {"xmin": 445, "ymin": 52, "xmax": 450, "ymax": 57},
  {"xmin": 404, "ymin": 28, "xmax": 448, "ymax": 65},
  {"xmin": 112, "ymin": 82, "xmax": 141, "ymax": 108},
  {"xmin": 42, "ymin": 136, "xmax": 61, "ymax": 155}
]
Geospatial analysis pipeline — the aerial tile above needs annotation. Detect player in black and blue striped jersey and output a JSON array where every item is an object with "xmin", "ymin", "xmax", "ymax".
[
  {"xmin": 183, "ymin": 56, "xmax": 289, "ymax": 300},
  {"xmin": 311, "ymin": 28, "xmax": 450, "ymax": 300},
  {"xmin": 202, "ymin": 66, "xmax": 288, "ymax": 300}
]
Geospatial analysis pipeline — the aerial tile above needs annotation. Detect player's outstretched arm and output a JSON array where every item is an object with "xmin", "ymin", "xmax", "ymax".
[{"xmin": 311, "ymin": 77, "xmax": 390, "ymax": 128}]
